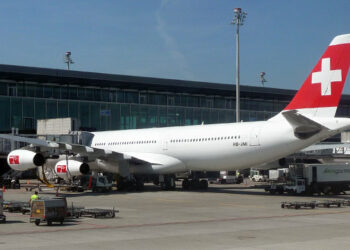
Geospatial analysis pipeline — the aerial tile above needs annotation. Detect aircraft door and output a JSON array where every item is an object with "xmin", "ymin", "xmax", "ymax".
[
  {"xmin": 162, "ymin": 140, "xmax": 168, "ymax": 151},
  {"xmin": 249, "ymin": 127, "xmax": 261, "ymax": 146}
]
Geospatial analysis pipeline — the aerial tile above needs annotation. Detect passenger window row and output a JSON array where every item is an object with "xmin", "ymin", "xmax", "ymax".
[
  {"xmin": 95, "ymin": 140, "xmax": 157, "ymax": 146},
  {"xmin": 170, "ymin": 135, "xmax": 240, "ymax": 143}
]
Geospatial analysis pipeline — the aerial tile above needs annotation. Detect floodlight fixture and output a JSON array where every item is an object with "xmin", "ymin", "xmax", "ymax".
[{"xmin": 64, "ymin": 51, "xmax": 74, "ymax": 70}]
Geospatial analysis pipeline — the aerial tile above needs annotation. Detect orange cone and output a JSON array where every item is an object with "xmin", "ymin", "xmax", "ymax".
[{"xmin": 2, "ymin": 185, "xmax": 5, "ymax": 192}]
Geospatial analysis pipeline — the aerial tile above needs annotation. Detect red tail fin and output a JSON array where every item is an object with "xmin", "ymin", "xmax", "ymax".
[{"xmin": 284, "ymin": 34, "xmax": 350, "ymax": 117}]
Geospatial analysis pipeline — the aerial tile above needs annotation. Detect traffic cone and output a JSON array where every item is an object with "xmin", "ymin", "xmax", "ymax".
[{"xmin": 2, "ymin": 185, "xmax": 5, "ymax": 192}]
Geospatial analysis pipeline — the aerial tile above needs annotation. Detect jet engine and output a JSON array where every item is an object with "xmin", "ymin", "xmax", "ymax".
[
  {"xmin": 54, "ymin": 160, "xmax": 90, "ymax": 178},
  {"xmin": 7, "ymin": 149, "xmax": 45, "ymax": 171}
]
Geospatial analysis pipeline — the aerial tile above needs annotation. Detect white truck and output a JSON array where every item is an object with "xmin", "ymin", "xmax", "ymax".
[
  {"xmin": 268, "ymin": 168, "xmax": 289, "ymax": 182},
  {"xmin": 266, "ymin": 164, "xmax": 350, "ymax": 195},
  {"xmin": 301, "ymin": 164, "xmax": 350, "ymax": 194},
  {"xmin": 217, "ymin": 171, "xmax": 243, "ymax": 184},
  {"xmin": 250, "ymin": 169, "xmax": 268, "ymax": 182}
]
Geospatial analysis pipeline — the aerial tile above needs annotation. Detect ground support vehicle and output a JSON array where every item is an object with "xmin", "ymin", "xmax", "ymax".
[
  {"xmin": 301, "ymin": 164, "xmax": 350, "ymax": 195},
  {"xmin": 30, "ymin": 197, "xmax": 67, "ymax": 226},
  {"xmin": 281, "ymin": 201, "xmax": 316, "ymax": 209},
  {"xmin": 284, "ymin": 179, "xmax": 306, "ymax": 194},
  {"xmin": 67, "ymin": 175, "xmax": 113, "ymax": 193},
  {"xmin": 249, "ymin": 169, "xmax": 268, "ymax": 182},
  {"xmin": 216, "ymin": 174, "xmax": 243, "ymax": 184},
  {"xmin": 0, "ymin": 190, "xmax": 5, "ymax": 223},
  {"xmin": 268, "ymin": 168, "xmax": 289, "ymax": 182},
  {"xmin": 267, "ymin": 164, "xmax": 350, "ymax": 195},
  {"xmin": 80, "ymin": 208, "xmax": 118, "ymax": 218},
  {"xmin": 264, "ymin": 183, "xmax": 285, "ymax": 194}
]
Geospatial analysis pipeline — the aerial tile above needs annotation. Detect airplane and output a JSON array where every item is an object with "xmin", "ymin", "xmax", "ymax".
[{"xmin": 1, "ymin": 33, "xmax": 350, "ymax": 190}]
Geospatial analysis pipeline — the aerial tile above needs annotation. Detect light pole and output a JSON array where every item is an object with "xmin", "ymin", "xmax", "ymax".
[
  {"xmin": 64, "ymin": 51, "xmax": 74, "ymax": 70},
  {"xmin": 232, "ymin": 8, "xmax": 247, "ymax": 122}
]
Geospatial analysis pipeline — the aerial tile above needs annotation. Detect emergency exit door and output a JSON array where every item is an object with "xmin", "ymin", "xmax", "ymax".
[{"xmin": 249, "ymin": 127, "xmax": 261, "ymax": 146}]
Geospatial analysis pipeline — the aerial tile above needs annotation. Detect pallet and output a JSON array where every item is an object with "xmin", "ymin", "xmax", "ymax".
[
  {"xmin": 281, "ymin": 201, "xmax": 316, "ymax": 209},
  {"xmin": 316, "ymin": 200, "xmax": 344, "ymax": 208},
  {"xmin": 80, "ymin": 208, "xmax": 118, "ymax": 218},
  {"xmin": 3, "ymin": 201, "xmax": 30, "ymax": 213},
  {"xmin": 281, "ymin": 200, "xmax": 350, "ymax": 209}
]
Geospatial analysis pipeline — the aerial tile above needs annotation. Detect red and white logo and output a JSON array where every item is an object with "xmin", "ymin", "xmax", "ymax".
[
  {"xmin": 284, "ymin": 38, "xmax": 350, "ymax": 113},
  {"xmin": 9, "ymin": 155, "xmax": 19, "ymax": 165},
  {"xmin": 311, "ymin": 58, "xmax": 342, "ymax": 96},
  {"xmin": 56, "ymin": 165, "xmax": 67, "ymax": 173}
]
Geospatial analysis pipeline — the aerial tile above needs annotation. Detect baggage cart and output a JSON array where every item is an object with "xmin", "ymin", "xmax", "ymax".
[
  {"xmin": 30, "ymin": 197, "xmax": 67, "ymax": 226},
  {"xmin": 80, "ymin": 208, "xmax": 117, "ymax": 218},
  {"xmin": 316, "ymin": 200, "xmax": 343, "ymax": 208},
  {"xmin": 3, "ymin": 201, "xmax": 30, "ymax": 213},
  {"xmin": 281, "ymin": 201, "xmax": 316, "ymax": 209},
  {"xmin": 66, "ymin": 205, "xmax": 84, "ymax": 218}
]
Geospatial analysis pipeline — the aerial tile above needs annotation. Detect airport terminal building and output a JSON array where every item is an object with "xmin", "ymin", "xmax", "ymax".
[{"xmin": 1, "ymin": 64, "xmax": 350, "ymax": 134}]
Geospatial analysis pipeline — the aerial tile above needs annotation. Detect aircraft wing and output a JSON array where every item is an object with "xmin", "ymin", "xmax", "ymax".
[{"xmin": 0, "ymin": 134, "xmax": 149, "ymax": 165}]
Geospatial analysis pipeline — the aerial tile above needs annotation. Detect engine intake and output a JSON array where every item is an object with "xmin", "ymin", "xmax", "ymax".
[
  {"xmin": 7, "ymin": 149, "xmax": 45, "ymax": 171},
  {"xmin": 54, "ymin": 160, "xmax": 90, "ymax": 178}
]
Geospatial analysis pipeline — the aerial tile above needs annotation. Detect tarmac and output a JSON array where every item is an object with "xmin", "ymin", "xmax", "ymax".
[{"xmin": 2, "ymin": 181, "xmax": 350, "ymax": 250}]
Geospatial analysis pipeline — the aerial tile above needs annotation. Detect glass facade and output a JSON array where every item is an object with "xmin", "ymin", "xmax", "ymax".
[{"xmin": 0, "ymin": 76, "xmax": 349, "ymax": 133}]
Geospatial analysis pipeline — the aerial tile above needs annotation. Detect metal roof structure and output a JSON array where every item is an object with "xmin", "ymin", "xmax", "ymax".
[
  {"xmin": 0, "ymin": 64, "xmax": 295, "ymax": 99},
  {"xmin": 0, "ymin": 64, "xmax": 350, "ymax": 104}
]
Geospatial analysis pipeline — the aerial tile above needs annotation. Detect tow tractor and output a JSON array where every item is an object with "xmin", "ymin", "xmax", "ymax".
[
  {"xmin": 67, "ymin": 175, "xmax": 113, "ymax": 192},
  {"xmin": 283, "ymin": 178, "xmax": 306, "ymax": 194}
]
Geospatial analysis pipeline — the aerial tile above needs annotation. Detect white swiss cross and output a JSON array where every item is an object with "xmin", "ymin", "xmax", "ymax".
[{"xmin": 312, "ymin": 58, "xmax": 342, "ymax": 96}]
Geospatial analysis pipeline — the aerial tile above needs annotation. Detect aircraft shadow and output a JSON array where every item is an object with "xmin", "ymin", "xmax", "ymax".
[
  {"xmin": 38, "ymin": 184, "xmax": 350, "ymax": 200},
  {"xmin": 0, "ymin": 220, "xmax": 26, "ymax": 224}
]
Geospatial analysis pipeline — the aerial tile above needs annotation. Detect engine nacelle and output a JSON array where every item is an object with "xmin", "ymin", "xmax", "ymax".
[
  {"xmin": 7, "ymin": 149, "xmax": 45, "ymax": 171},
  {"xmin": 54, "ymin": 160, "xmax": 90, "ymax": 178}
]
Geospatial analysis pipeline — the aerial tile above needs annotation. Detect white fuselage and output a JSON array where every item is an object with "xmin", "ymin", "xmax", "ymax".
[{"xmin": 90, "ymin": 115, "xmax": 350, "ymax": 174}]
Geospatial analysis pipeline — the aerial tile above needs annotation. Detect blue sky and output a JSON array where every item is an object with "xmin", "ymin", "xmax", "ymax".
[{"xmin": 0, "ymin": 0, "xmax": 350, "ymax": 92}]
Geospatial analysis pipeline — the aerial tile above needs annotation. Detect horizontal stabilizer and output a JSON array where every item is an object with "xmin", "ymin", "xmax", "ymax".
[{"xmin": 282, "ymin": 110, "xmax": 328, "ymax": 139}]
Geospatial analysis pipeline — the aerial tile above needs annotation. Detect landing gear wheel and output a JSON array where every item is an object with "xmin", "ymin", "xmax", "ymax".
[
  {"xmin": 199, "ymin": 180, "xmax": 208, "ymax": 189},
  {"xmin": 135, "ymin": 178, "xmax": 144, "ymax": 191},
  {"xmin": 160, "ymin": 175, "xmax": 176, "ymax": 190},
  {"xmin": 182, "ymin": 179, "xmax": 190, "ymax": 190}
]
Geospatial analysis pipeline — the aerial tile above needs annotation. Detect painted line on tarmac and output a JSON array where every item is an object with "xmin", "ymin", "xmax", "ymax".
[{"xmin": 2, "ymin": 209, "xmax": 350, "ymax": 236}]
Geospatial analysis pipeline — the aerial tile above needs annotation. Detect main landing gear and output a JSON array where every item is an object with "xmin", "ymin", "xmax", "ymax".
[
  {"xmin": 117, "ymin": 176, "xmax": 144, "ymax": 191},
  {"xmin": 159, "ymin": 175, "xmax": 176, "ymax": 190}
]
